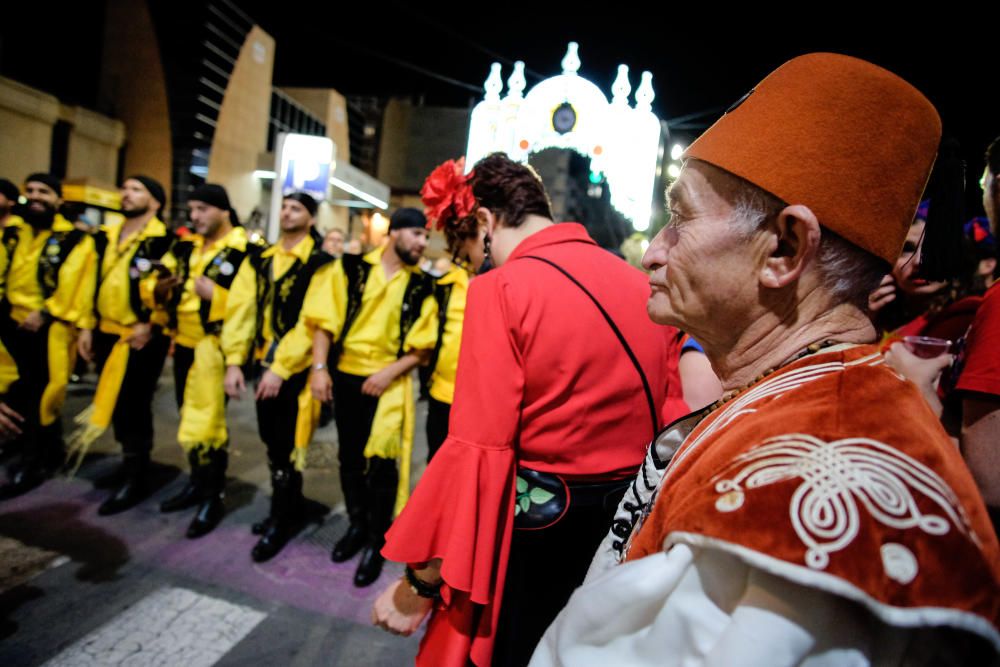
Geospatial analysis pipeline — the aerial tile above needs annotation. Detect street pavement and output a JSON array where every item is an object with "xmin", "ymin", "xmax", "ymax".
[{"xmin": 0, "ymin": 358, "xmax": 428, "ymax": 665}]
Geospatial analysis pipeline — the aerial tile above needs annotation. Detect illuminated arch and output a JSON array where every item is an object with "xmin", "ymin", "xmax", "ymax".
[{"xmin": 465, "ymin": 43, "xmax": 662, "ymax": 231}]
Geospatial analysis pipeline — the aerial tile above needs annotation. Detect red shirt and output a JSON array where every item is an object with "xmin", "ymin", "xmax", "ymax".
[
  {"xmin": 383, "ymin": 222, "xmax": 682, "ymax": 666},
  {"xmin": 957, "ymin": 282, "xmax": 1000, "ymax": 397}
]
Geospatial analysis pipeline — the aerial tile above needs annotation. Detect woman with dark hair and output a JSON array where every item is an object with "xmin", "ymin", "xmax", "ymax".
[{"xmin": 372, "ymin": 153, "xmax": 685, "ymax": 666}]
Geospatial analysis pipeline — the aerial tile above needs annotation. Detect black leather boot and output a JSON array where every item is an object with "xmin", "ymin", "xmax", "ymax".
[
  {"xmin": 331, "ymin": 469, "xmax": 368, "ymax": 562},
  {"xmin": 186, "ymin": 448, "xmax": 227, "ymax": 539},
  {"xmin": 0, "ymin": 462, "xmax": 47, "ymax": 499},
  {"xmin": 98, "ymin": 451, "xmax": 149, "ymax": 516},
  {"xmin": 251, "ymin": 515, "xmax": 273, "ymax": 536},
  {"xmin": 0, "ymin": 427, "xmax": 62, "ymax": 500},
  {"xmin": 353, "ymin": 542, "xmax": 385, "ymax": 587},
  {"xmin": 353, "ymin": 457, "xmax": 395, "ymax": 587},
  {"xmin": 251, "ymin": 465, "xmax": 303, "ymax": 562},
  {"xmin": 160, "ymin": 449, "xmax": 202, "ymax": 513}
]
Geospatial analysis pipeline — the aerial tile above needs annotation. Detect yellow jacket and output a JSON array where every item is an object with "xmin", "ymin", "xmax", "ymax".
[
  {"xmin": 429, "ymin": 264, "xmax": 469, "ymax": 405},
  {"xmin": 152, "ymin": 226, "xmax": 250, "ymax": 348},
  {"xmin": 282, "ymin": 246, "xmax": 439, "ymax": 377},
  {"xmin": 0, "ymin": 215, "xmax": 97, "ymax": 327},
  {"xmin": 221, "ymin": 231, "xmax": 331, "ymax": 379},
  {"xmin": 81, "ymin": 216, "xmax": 174, "ymax": 331}
]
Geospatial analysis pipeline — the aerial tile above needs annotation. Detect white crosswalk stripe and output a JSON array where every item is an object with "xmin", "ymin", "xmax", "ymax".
[{"xmin": 43, "ymin": 587, "xmax": 267, "ymax": 667}]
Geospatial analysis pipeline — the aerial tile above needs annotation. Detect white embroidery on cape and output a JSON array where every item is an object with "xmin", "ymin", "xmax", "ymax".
[{"xmin": 712, "ymin": 433, "xmax": 981, "ymax": 577}]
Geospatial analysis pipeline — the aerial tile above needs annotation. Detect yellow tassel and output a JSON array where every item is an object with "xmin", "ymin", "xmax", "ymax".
[
  {"xmin": 65, "ymin": 404, "xmax": 103, "ymax": 476},
  {"xmin": 289, "ymin": 447, "xmax": 308, "ymax": 472},
  {"xmin": 65, "ymin": 328, "xmax": 132, "ymax": 476}
]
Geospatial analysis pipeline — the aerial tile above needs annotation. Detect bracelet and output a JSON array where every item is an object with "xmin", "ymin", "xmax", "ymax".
[
  {"xmin": 404, "ymin": 566, "xmax": 442, "ymax": 600},
  {"xmin": 313, "ymin": 363, "xmax": 328, "ymax": 371}
]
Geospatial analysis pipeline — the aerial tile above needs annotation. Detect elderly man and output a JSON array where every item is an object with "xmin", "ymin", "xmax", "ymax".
[{"xmin": 532, "ymin": 54, "xmax": 1000, "ymax": 665}]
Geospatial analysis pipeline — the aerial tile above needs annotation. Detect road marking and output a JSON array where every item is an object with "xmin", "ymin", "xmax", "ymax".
[{"xmin": 43, "ymin": 587, "xmax": 266, "ymax": 666}]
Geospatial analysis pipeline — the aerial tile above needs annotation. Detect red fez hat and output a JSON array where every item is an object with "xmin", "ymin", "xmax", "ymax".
[{"xmin": 685, "ymin": 53, "xmax": 941, "ymax": 265}]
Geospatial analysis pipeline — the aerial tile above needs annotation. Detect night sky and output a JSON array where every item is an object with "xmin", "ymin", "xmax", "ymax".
[{"xmin": 1, "ymin": 2, "xmax": 993, "ymax": 214}]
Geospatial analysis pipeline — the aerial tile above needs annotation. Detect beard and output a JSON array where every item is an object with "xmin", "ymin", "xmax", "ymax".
[
  {"xmin": 121, "ymin": 203, "xmax": 149, "ymax": 219},
  {"xmin": 395, "ymin": 239, "xmax": 420, "ymax": 266},
  {"xmin": 22, "ymin": 203, "xmax": 56, "ymax": 229}
]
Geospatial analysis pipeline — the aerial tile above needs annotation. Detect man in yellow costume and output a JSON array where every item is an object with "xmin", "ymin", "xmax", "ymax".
[
  {"xmin": 222, "ymin": 191, "xmax": 333, "ymax": 562},
  {"xmin": 0, "ymin": 178, "xmax": 23, "ymax": 395},
  {"xmin": 0, "ymin": 173, "xmax": 97, "ymax": 498},
  {"xmin": 154, "ymin": 184, "xmax": 255, "ymax": 538},
  {"xmin": 303, "ymin": 207, "xmax": 437, "ymax": 587},
  {"xmin": 72, "ymin": 176, "xmax": 175, "ymax": 515}
]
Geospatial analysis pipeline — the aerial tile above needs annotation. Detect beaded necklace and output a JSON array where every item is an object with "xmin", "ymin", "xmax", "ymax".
[{"xmin": 705, "ymin": 340, "xmax": 842, "ymax": 415}]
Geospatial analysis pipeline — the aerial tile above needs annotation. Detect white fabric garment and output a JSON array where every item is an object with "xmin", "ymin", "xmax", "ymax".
[{"xmin": 531, "ymin": 544, "xmax": 993, "ymax": 667}]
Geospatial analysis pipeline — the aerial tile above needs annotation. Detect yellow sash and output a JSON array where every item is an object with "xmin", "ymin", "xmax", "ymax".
[
  {"xmin": 290, "ymin": 371, "xmax": 320, "ymax": 471},
  {"xmin": 40, "ymin": 321, "xmax": 74, "ymax": 427},
  {"xmin": 362, "ymin": 373, "xmax": 415, "ymax": 517},
  {"xmin": 0, "ymin": 339, "xmax": 17, "ymax": 394},
  {"xmin": 177, "ymin": 334, "xmax": 228, "ymax": 451},
  {"xmin": 67, "ymin": 321, "xmax": 134, "ymax": 473}
]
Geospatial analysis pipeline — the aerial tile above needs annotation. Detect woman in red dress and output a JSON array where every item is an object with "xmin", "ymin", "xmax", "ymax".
[{"xmin": 372, "ymin": 153, "xmax": 685, "ymax": 666}]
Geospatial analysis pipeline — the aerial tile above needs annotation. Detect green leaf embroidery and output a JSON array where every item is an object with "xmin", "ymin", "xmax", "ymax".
[
  {"xmin": 528, "ymin": 487, "xmax": 555, "ymax": 504},
  {"xmin": 519, "ymin": 496, "xmax": 532, "ymax": 513},
  {"xmin": 516, "ymin": 477, "xmax": 528, "ymax": 493}
]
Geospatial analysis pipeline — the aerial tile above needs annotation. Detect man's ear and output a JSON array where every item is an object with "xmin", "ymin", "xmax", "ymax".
[{"xmin": 759, "ymin": 204, "xmax": 821, "ymax": 288}]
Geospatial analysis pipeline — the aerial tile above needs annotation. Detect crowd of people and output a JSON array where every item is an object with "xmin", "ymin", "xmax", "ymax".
[{"xmin": 1, "ymin": 51, "xmax": 999, "ymax": 666}]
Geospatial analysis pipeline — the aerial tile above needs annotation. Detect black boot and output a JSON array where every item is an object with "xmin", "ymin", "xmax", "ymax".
[
  {"xmin": 161, "ymin": 449, "xmax": 201, "ymax": 513},
  {"xmin": 251, "ymin": 516, "xmax": 273, "ymax": 536},
  {"xmin": 98, "ymin": 451, "xmax": 149, "ymax": 516},
  {"xmin": 0, "ymin": 428, "xmax": 62, "ymax": 500},
  {"xmin": 0, "ymin": 461, "xmax": 48, "ymax": 499},
  {"xmin": 331, "ymin": 469, "xmax": 368, "ymax": 562},
  {"xmin": 251, "ymin": 465, "xmax": 303, "ymax": 562},
  {"xmin": 353, "ymin": 457, "xmax": 396, "ymax": 587},
  {"xmin": 353, "ymin": 542, "xmax": 385, "ymax": 587},
  {"xmin": 186, "ymin": 448, "xmax": 227, "ymax": 539}
]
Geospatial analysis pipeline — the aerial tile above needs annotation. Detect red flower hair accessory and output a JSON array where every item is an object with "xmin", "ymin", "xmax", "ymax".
[{"xmin": 421, "ymin": 157, "xmax": 476, "ymax": 230}]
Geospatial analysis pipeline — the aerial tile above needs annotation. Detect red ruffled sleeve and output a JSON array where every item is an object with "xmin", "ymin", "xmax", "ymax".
[{"xmin": 382, "ymin": 273, "xmax": 523, "ymax": 664}]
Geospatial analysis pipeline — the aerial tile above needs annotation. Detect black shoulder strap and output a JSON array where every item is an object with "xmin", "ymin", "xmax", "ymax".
[{"xmin": 521, "ymin": 254, "xmax": 659, "ymax": 440}]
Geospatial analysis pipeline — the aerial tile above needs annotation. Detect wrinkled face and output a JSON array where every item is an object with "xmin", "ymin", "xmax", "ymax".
[
  {"xmin": 892, "ymin": 219, "xmax": 946, "ymax": 296},
  {"xmin": 120, "ymin": 179, "xmax": 156, "ymax": 218},
  {"xmin": 24, "ymin": 180, "xmax": 60, "ymax": 217},
  {"xmin": 641, "ymin": 161, "xmax": 760, "ymax": 333},
  {"xmin": 392, "ymin": 227, "xmax": 429, "ymax": 266},
  {"xmin": 280, "ymin": 198, "xmax": 312, "ymax": 234},
  {"xmin": 189, "ymin": 200, "xmax": 227, "ymax": 237},
  {"xmin": 323, "ymin": 229, "xmax": 344, "ymax": 256}
]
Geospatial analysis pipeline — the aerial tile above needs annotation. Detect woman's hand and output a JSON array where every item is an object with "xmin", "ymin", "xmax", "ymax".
[
  {"xmin": 371, "ymin": 577, "xmax": 433, "ymax": 636},
  {"xmin": 868, "ymin": 274, "xmax": 897, "ymax": 314},
  {"xmin": 884, "ymin": 342, "xmax": 952, "ymax": 417}
]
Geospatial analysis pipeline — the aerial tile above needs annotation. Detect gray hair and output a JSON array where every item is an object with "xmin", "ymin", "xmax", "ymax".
[{"xmin": 727, "ymin": 176, "xmax": 888, "ymax": 309}]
